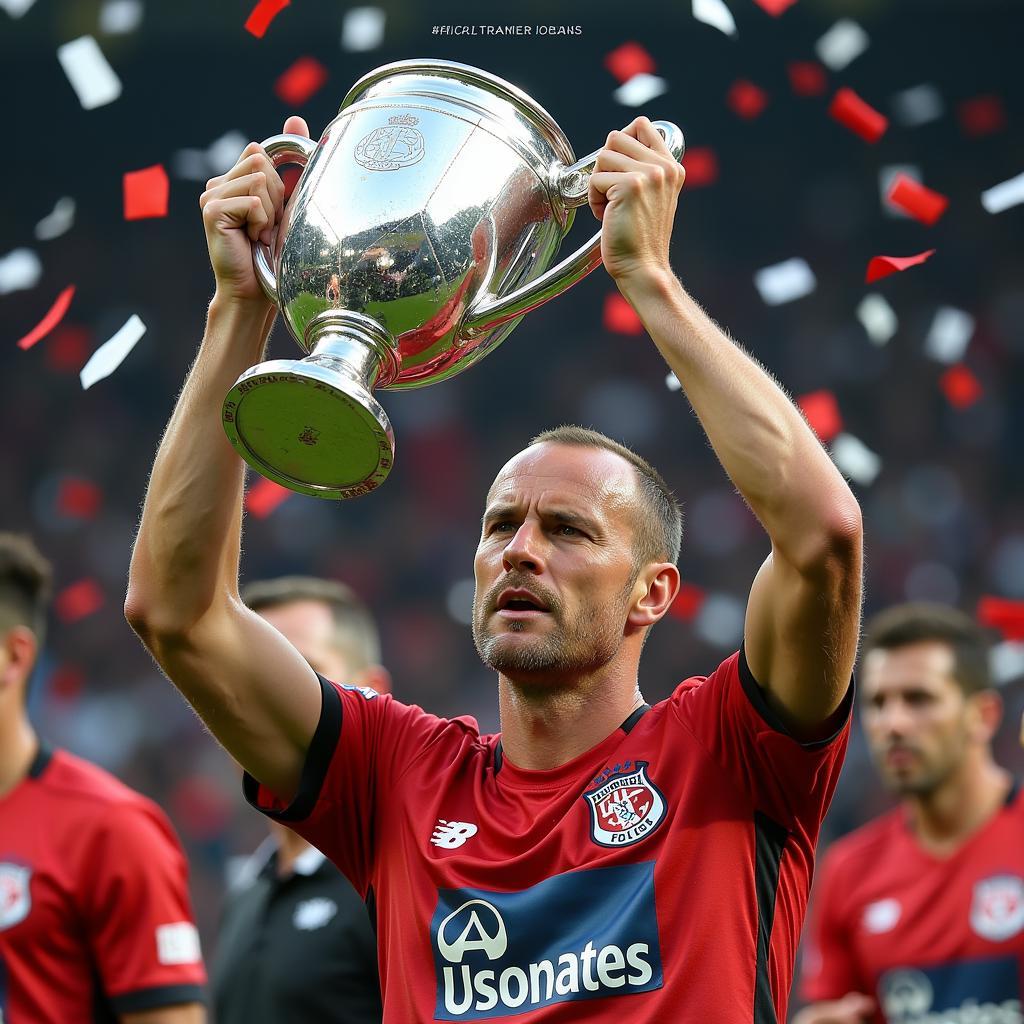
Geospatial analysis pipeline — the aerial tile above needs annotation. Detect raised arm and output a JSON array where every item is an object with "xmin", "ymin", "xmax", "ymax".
[
  {"xmin": 590, "ymin": 117, "xmax": 862, "ymax": 738},
  {"xmin": 125, "ymin": 117, "xmax": 321, "ymax": 799}
]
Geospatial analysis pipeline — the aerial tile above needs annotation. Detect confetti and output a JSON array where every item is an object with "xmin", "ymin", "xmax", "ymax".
[
  {"xmin": 831, "ymin": 433, "xmax": 881, "ymax": 485},
  {"xmin": 957, "ymin": 95, "xmax": 1006, "ymax": 138},
  {"xmin": 978, "ymin": 596, "xmax": 1024, "ymax": 642},
  {"xmin": 80, "ymin": 314, "xmax": 146, "ymax": 388},
  {"xmin": 924, "ymin": 307, "xmax": 974, "ymax": 363},
  {"xmin": 890, "ymin": 84, "xmax": 944, "ymax": 127},
  {"xmin": 879, "ymin": 165, "xmax": 921, "ymax": 219},
  {"xmin": 603, "ymin": 293, "xmax": 644, "ymax": 334},
  {"xmin": 245, "ymin": 0, "xmax": 289, "ymax": 37},
  {"xmin": 981, "ymin": 171, "xmax": 1024, "ymax": 215},
  {"xmin": 245, "ymin": 477, "xmax": 292, "ymax": 518},
  {"xmin": 46, "ymin": 326, "xmax": 90, "ymax": 372},
  {"xmin": 0, "ymin": 248, "xmax": 42, "ymax": 294},
  {"xmin": 750, "ymin": 0, "xmax": 797, "ymax": 14},
  {"xmin": 99, "ymin": 0, "xmax": 143, "ymax": 34},
  {"xmin": 604, "ymin": 42, "xmax": 656, "ymax": 84},
  {"xmin": 696, "ymin": 593, "xmax": 745, "ymax": 647},
  {"xmin": 727, "ymin": 80, "xmax": 768, "ymax": 119},
  {"xmin": 123, "ymin": 164, "xmax": 169, "ymax": 220},
  {"xmin": 0, "ymin": 0, "xmax": 36, "ymax": 16},
  {"xmin": 341, "ymin": 6, "xmax": 386, "ymax": 51},
  {"xmin": 669, "ymin": 582, "xmax": 706, "ymax": 621},
  {"xmin": 57, "ymin": 36, "xmax": 122, "ymax": 110},
  {"xmin": 57, "ymin": 477, "xmax": 102, "ymax": 519},
  {"xmin": 614, "ymin": 73, "xmax": 668, "ymax": 107},
  {"xmin": 865, "ymin": 249, "xmax": 935, "ymax": 284},
  {"xmin": 666, "ymin": 372, "xmax": 682, "ymax": 392},
  {"xmin": 787, "ymin": 61, "xmax": 827, "ymax": 97},
  {"xmin": 887, "ymin": 174, "xmax": 948, "ymax": 226},
  {"xmin": 49, "ymin": 664, "xmax": 86, "ymax": 700},
  {"xmin": 693, "ymin": 0, "xmax": 737, "ymax": 37},
  {"xmin": 990, "ymin": 641, "xmax": 1024, "ymax": 685},
  {"xmin": 829, "ymin": 88, "xmax": 888, "ymax": 143},
  {"xmin": 815, "ymin": 20, "xmax": 869, "ymax": 72},
  {"xmin": 55, "ymin": 579, "xmax": 104, "ymax": 623},
  {"xmin": 856, "ymin": 294, "xmax": 898, "ymax": 345},
  {"xmin": 274, "ymin": 56, "xmax": 328, "ymax": 106},
  {"xmin": 753, "ymin": 257, "xmax": 816, "ymax": 305},
  {"xmin": 681, "ymin": 147, "xmax": 719, "ymax": 188},
  {"xmin": 940, "ymin": 364, "xmax": 982, "ymax": 408},
  {"xmin": 34, "ymin": 197, "xmax": 76, "ymax": 241},
  {"xmin": 798, "ymin": 390, "xmax": 843, "ymax": 443},
  {"xmin": 16, "ymin": 286, "xmax": 76, "ymax": 351}
]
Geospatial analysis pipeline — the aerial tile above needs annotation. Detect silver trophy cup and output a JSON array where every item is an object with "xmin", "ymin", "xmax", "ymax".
[{"xmin": 222, "ymin": 59, "xmax": 684, "ymax": 499}]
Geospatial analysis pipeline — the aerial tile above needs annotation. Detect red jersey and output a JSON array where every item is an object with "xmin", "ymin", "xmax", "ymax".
[
  {"xmin": 247, "ymin": 649, "xmax": 850, "ymax": 1022},
  {"xmin": 0, "ymin": 744, "xmax": 206, "ymax": 1023},
  {"xmin": 800, "ymin": 785, "xmax": 1024, "ymax": 1023}
]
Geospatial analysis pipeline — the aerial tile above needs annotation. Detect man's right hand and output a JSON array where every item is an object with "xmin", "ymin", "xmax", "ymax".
[
  {"xmin": 792, "ymin": 993, "xmax": 876, "ymax": 1024},
  {"xmin": 199, "ymin": 115, "xmax": 310, "ymax": 306}
]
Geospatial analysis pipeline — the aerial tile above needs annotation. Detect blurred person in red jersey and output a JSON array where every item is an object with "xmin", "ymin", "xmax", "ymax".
[
  {"xmin": 211, "ymin": 576, "xmax": 387, "ymax": 1024},
  {"xmin": 126, "ymin": 112, "xmax": 863, "ymax": 1022},
  {"xmin": 795, "ymin": 603, "xmax": 1022, "ymax": 1024},
  {"xmin": 0, "ymin": 533, "xmax": 206, "ymax": 1023}
]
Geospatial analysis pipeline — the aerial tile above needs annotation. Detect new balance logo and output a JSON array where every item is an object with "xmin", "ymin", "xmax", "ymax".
[{"xmin": 432, "ymin": 820, "xmax": 478, "ymax": 849}]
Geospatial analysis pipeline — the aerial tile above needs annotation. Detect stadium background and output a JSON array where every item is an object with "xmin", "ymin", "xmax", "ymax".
[{"xmin": 2, "ymin": 0, "xmax": 1023, "ymax": 1009}]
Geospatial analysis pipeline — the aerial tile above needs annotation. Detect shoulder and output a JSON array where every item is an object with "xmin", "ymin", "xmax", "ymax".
[{"xmin": 820, "ymin": 809, "xmax": 903, "ymax": 877}]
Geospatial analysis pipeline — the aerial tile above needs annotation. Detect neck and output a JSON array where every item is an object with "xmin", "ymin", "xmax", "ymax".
[
  {"xmin": 269, "ymin": 822, "xmax": 313, "ymax": 877},
  {"xmin": 0, "ymin": 708, "xmax": 38, "ymax": 799}
]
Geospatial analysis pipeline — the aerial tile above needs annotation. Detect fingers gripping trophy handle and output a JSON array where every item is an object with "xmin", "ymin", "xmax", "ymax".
[{"xmin": 251, "ymin": 133, "xmax": 319, "ymax": 305}]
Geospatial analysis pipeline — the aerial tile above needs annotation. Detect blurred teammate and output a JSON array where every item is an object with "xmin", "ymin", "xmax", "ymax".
[
  {"xmin": 126, "ymin": 113, "xmax": 863, "ymax": 1021},
  {"xmin": 796, "ymin": 603, "xmax": 1022, "ymax": 1024},
  {"xmin": 211, "ymin": 576, "xmax": 387, "ymax": 1023},
  {"xmin": 0, "ymin": 533, "xmax": 206, "ymax": 1023}
]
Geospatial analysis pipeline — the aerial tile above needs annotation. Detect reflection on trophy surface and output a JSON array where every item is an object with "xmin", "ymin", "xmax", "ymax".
[{"xmin": 222, "ymin": 59, "xmax": 684, "ymax": 500}]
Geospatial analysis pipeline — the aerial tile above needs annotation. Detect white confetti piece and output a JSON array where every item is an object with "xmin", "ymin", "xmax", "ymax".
[
  {"xmin": 99, "ymin": 0, "xmax": 143, "ymax": 34},
  {"xmin": 341, "ymin": 6, "xmax": 385, "ymax": 51},
  {"xmin": 614, "ymin": 73, "xmax": 669, "ymax": 107},
  {"xmin": 831, "ymin": 433, "xmax": 881, "ymax": 485},
  {"xmin": 753, "ymin": 257, "xmax": 816, "ymax": 306},
  {"xmin": 693, "ymin": 0, "xmax": 737, "ymax": 37},
  {"xmin": 666, "ymin": 372, "xmax": 682, "ymax": 392},
  {"xmin": 695, "ymin": 593, "xmax": 745, "ymax": 648},
  {"xmin": 57, "ymin": 36, "xmax": 122, "ymax": 110},
  {"xmin": 856, "ymin": 293, "xmax": 898, "ymax": 345},
  {"xmin": 80, "ymin": 314, "xmax": 146, "ymax": 390},
  {"xmin": 991, "ymin": 641, "xmax": 1024, "ymax": 686},
  {"xmin": 445, "ymin": 579, "xmax": 476, "ymax": 626},
  {"xmin": 815, "ymin": 19, "xmax": 869, "ymax": 72},
  {"xmin": 173, "ymin": 131, "xmax": 248, "ymax": 181},
  {"xmin": 879, "ymin": 164, "xmax": 920, "ymax": 219},
  {"xmin": 0, "ymin": 249, "xmax": 42, "ymax": 294},
  {"xmin": 890, "ymin": 84, "xmax": 944, "ymax": 127},
  {"xmin": 981, "ymin": 171, "xmax": 1024, "ymax": 215},
  {"xmin": 34, "ymin": 197, "xmax": 76, "ymax": 241},
  {"xmin": 0, "ymin": 0, "xmax": 36, "ymax": 15},
  {"xmin": 924, "ymin": 306, "xmax": 974, "ymax": 363}
]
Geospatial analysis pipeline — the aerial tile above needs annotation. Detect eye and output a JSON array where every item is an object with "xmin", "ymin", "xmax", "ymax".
[
  {"xmin": 490, "ymin": 520, "xmax": 516, "ymax": 534},
  {"xmin": 555, "ymin": 524, "xmax": 583, "ymax": 537}
]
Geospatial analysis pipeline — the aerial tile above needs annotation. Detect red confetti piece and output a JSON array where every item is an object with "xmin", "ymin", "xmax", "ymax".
[
  {"xmin": 50, "ymin": 664, "xmax": 85, "ymax": 700},
  {"xmin": 727, "ymin": 80, "xmax": 768, "ymax": 119},
  {"xmin": 45, "ymin": 325, "xmax": 90, "ymax": 372},
  {"xmin": 604, "ymin": 42, "xmax": 656, "ymax": 84},
  {"xmin": 55, "ymin": 579, "xmax": 104, "ymax": 624},
  {"xmin": 16, "ymin": 285, "xmax": 76, "ymax": 351},
  {"xmin": 798, "ymin": 390, "xmax": 843, "ymax": 443},
  {"xmin": 603, "ymin": 293, "xmax": 644, "ymax": 335},
  {"xmin": 57, "ymin": 477, "xmax": 102, "ymax": 519},
  {"xmin": 940, "ymin": 364, "xmax": 982, "ymax": 408},
  {"xmin": 681, "ymin": 147, "xmax": 719, "ymax": 188},
  {"xmin": 787, "ymin": 61, "xmax": 827, "ymax": 97},
  {"xmin": 887, "ymin": 174, "xmax": 949, "ymax": 226},
  {"xmin": 978, "ymin": 596, "xmax": 1024, "ymax": 641},
  {"xmin": 245, "ymin": 0, "xmax": 290, "ymax": 38},
  {"xmin": 245, "ymin": 477, "xmax": 292, "ymax": 518},
  {"xmin": 274, "ymin": 56, "xmax": 328, "ymax": 106},
  {"xmin": 123, "ymin": 164, "xmax": 169, "ymax": 220},
  {"xmin": 957, "ymin": 95, "xmax": 1006, "ymax": 138},
  {"xmin": 829, "ymin": 87, "xmax": 888, "ymax": 143},
  {"xmin": 669, "ymin": 583, "xmax": 706, "ymax": 621},
  {"xmin": 865, "ymin": 249, "xmax": 936, "ymax": 284},
  {"xmin": 751, "ymin": 0, "xmax": 798, "ymax": 14}
]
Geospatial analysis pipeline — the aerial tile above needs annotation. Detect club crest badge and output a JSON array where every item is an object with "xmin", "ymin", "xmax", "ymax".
[
  {"xmin": 970, "ymin": 874, "xmax": 1024, "ymax": 942},
  {"xmin": 0, "ymin": 863, "xmax": 31, "ymax": 931},
  {"xmin": 583, "ymin": 761, "xmax": 666, "ymax": 848}
]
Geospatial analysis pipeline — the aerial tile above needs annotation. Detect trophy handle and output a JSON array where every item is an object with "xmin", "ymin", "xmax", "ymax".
[
  {"xmin": 461, "ymin": 121, "xmax": 684, "ymax": 337},
  {"xmin": 251, "ymin": 133, "xmax": 319, "ymax": 305}
]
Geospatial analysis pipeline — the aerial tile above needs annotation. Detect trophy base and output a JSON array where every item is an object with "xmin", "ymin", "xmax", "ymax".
[{"xmin": 223, "ymin": 359, "xmax": 395, "ymax": 501}]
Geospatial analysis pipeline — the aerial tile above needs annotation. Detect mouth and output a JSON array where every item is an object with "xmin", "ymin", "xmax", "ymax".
[
  {"xmin": 884, "ymin": 747, "xmax": 918, "ymax": 768},
  {"xmin": 495, "ymin": 589, "xmax": 550, "ymax": 618}
]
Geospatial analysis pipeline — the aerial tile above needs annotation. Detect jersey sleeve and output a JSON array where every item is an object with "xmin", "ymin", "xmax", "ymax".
[
  {"xmin": 243, "ymin": 675, "xmax": 463, "ymax": 896},
  {"xmin": 81, "ymin": 800, "xmax": 206, "ymax": 1014},
  {"xmin": 670, "ymin": 646, "xmax": 852, "ymax": 834}
]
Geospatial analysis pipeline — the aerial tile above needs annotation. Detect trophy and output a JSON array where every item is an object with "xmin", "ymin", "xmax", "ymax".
[{"xmin": 222, "ymin": 59, "xmax": 684, "ymax": 499}]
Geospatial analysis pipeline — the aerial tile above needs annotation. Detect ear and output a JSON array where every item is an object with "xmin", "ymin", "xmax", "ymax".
[
  {"xmin": 626, "ymin": 563, "xmax": 681, "ymax": 631},
  {"xmin": 0, "ymin": 626, "xmax": 39, "ymax": 699},
  {"xmin": 967, "ymin": 689, "xmax": 1003, "ymax": 745},
  {"xmin": 354, "ymin": 664, "xmax": 392, "ymax": 697}
]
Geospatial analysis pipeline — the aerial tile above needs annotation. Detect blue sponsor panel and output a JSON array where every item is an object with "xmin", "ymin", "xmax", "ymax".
[
  {"xmin": 431, "ymin": 861, "xmax": 663, "ymax": 1020},
  {"xmin": 878, "ymin": 954, "xmax": 1021, "ymax": 1023}
]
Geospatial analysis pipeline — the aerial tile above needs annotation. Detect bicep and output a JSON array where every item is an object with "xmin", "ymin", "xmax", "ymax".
[{"xmin": 121, "ymin": 1003, "xmax": 206, "ymax": 1024}]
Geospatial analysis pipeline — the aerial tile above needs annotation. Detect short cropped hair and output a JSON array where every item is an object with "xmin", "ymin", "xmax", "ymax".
[
  {"xmin": 240, "ymin": 575, "xmax": 380, "ymax": 671},
  {"xmin": 0, "ymin": 533, "xmax": 53, "ymax": 645},
  {"xmin": 530, "ymin": 425, "xmax": 683, "ymax": 567},
  {"xmin": 863, "ymin": 602, "xmax": 992, "ymax": 696}
]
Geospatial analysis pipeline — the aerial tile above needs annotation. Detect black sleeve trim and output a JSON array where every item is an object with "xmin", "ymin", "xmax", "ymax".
[
  {"xmin": 108, "ymin": 983, "xmax": 205, "ymax": 1012},
  {"xmin": 738, "ymin": 644, "xmax": 854, "ymax": 750},
  {"xmin": 242, "ymin": 673, "xmax": 342, "ymax": 822}
]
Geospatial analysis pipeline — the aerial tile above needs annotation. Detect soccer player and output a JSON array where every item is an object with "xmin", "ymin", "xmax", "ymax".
[
  {"xmin": 211, "ymin": 576, "xmax": 387, "ymax": 1023},
  {"xmin": 0, "ymin": 533, "xmax": 206, "ymax": 1023},
  {"xmin": 795, "ymin": 603, "xmax": 1022, "ymax": 1024},
  {"xmin": 125, "ymin": 113, "xmax": 863, "ymax": 1021}
]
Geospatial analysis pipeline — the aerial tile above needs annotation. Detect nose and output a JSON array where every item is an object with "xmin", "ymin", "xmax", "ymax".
[
  {"xmin": 501, "ymin": 521, "xmax": 546, "ymax": 575},
  {"xmin": 877, "ymin": 698, "xmax": 915, "ymax": 739}
]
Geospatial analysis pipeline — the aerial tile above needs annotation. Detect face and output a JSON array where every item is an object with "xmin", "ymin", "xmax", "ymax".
[
  {"xmin": 256, "ymin": 600, "xmax": 356, "ymax": 682},
  {"xmin": 472, "ymin": 443, "xmax": 644, "ymax": 683},
  {"xmin": 861, "ymin": 641, "xmax": 973, "ymax": 797}
]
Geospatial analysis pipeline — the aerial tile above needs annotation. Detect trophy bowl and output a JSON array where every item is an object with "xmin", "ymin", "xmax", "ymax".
[{"xmin": 222, "ymin": 58, "xmax": 684, "ymax": 499}]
